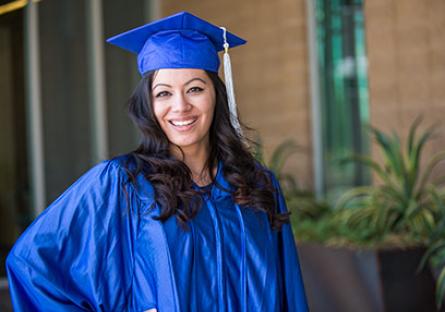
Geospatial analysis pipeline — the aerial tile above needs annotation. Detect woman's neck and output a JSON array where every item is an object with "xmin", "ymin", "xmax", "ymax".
[{"xmin": 170, "ymin": 143, "xmax": 214, "ymax": 186}]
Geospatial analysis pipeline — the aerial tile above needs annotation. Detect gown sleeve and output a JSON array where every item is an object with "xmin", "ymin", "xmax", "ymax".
[
  {"xmin": 270, "ymin": 173, "xmax": 309, "ymax": 312},
  {"xmin": 6, "ymin": 160, "xmax": 140, "ymax": 311}
]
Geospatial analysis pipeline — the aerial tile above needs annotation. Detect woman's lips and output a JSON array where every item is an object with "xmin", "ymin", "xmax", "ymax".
[{"xmin": 168, "ymin": 117, "xmax": 198, "ymax": 131}]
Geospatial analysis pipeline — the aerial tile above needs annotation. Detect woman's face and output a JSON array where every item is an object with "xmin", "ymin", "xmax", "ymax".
[{"xmin": 151, "ymin": 68, "xmax": 216, "ymax": 154}]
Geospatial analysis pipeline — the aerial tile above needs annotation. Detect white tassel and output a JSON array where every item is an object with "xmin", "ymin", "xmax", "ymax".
[{"xmin": 220, "ymin": 27, "xmax": 242, "ymax": 136}]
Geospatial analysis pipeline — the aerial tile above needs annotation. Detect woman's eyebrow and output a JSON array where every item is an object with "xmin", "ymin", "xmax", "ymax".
[
  {"xmin": 185, "ymin": 77, "xmax": 207, "ymax": 85},
  {"xmin": 152, "ymin": 83, "xmax": 172, "ymax": 90},
  {"xmin": 152, "ymin": 77, "xmax": 206, "ymax": 90}
]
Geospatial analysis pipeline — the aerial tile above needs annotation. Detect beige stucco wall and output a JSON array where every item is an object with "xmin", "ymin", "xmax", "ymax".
[
  {"xmin": 365, "ymin": 0, "xmax": 445, "ymax": 161},
  {"xmin": 161, "ymin": 0, "xmax": 313, "ymax": 188}
]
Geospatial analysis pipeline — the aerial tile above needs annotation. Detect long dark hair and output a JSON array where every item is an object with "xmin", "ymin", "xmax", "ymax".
[{"xmin": 125, "ymin": 70, "xmax": 289, "ymax": 230}]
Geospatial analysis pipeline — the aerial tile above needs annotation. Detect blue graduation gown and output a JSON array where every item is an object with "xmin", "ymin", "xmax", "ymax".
[{"xmin": 6, "ymin": 156, "xmax": 308, "ymax": 311}]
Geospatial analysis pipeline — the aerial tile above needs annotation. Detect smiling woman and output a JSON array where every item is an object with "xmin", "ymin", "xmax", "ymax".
[
  {"xmin": 5, "ymin": 11, "xmax": 308, "ymax": 311},
  {"xmin": 151, "ymin": 69, "xmax": 216, "ymax": 181},
  {"xmin": 151, "ymin": 69, "xmax": 216, "ymax": 186}
]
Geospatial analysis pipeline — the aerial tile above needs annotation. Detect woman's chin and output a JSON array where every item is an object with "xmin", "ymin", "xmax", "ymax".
[{"xmin": 168, "ymin": 136, "xmax": 210, "ymax": 153}]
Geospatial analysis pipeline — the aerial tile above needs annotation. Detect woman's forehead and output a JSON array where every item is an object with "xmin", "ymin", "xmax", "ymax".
[{"xmin": 152, "ymin": 68, "xmax": 211, "ymax": 86}]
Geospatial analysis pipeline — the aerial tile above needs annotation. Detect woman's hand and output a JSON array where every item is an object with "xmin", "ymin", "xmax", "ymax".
[{"xmin": 144, "ymin": 309, "xmax": 157, "ymax": 312}]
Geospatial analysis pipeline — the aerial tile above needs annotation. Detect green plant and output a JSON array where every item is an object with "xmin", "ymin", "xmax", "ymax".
[
  {"xmin": 254, "ymin": 138, "xmax": 300, "ymax": 188},
  {"xmin": 335, "ymin": 118, "xmax": 445, "ymax": 245},
  {"xmin": 253, "ymin": 126, "xmax": 445, "ymax": 306},
  {"xmin": 334, "ymin": 118, "xmax": 445, "ymax": 306},
  {"xmin": 420, "ymin": 238, "xmax": 445, "ymax": 308},
  {"xmin": 420, "ymin": 197, "xmax": 445, "ymax": 308},
  {"xmin": 253, "ymin": 138, "xmax": 330, "ymax": 220}
]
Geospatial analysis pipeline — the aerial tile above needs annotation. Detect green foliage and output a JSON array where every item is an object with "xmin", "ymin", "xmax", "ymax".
[
  {"xmin": 420, "ymin": 239, "xmax": 445, "ymax": 308},
  {"xmin": 334, "ymin": 118, "xmax": 445, "ymax": 306},
  {"xmin": 254, "ymin": 138, "xmax": 300, "ymax": 188},
  {"xmin": 254, "ymin": 138, "xmax": 329, "ymax": 221},
  {"xmin": 334, "ymin": 119, "xmax": 445, "ymax": 245},
  {"xmin": 281, "ymin": 119, "xmax": 444, "ymax": 246},
  {"xmin": 348, "ymin": 119, "xmax": 445, "ymax": 306},
  {"xmin": 256, "ymin": 122, "xmax": 445, "ymax": 306}
]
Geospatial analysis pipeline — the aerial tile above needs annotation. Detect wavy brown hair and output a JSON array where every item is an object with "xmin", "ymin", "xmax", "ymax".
[{"xmin": 124, "ymin": 70, "xmax": 289, "ymax": 230}]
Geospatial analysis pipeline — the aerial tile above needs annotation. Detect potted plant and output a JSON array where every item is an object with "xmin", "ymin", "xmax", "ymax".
[{"xmin": 261, "ymin": 119, "xmax": 445, "ymax": 311}]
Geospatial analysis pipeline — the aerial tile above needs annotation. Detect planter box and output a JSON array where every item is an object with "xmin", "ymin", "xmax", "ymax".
[{"xmin": 298, "ymin": 242, "xmax": 444, "ymax": 312}]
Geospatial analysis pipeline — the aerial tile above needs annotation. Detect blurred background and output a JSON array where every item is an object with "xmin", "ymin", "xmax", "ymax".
[{"xmin": 1, "ymin": 0, "xmax": 445, "ymax": 311}]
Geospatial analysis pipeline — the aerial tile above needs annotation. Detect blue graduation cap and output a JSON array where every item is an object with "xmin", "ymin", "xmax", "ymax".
[
  {"xmin": 107, "ymin": 11, "xmax": 246, "ymax": 134},
  {"xmin": 106, "ymin": 11, "xmax": 246, "ymax": 75}
]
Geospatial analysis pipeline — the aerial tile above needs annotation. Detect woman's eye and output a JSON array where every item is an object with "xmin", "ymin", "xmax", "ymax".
[
  {"xmin": 155, "ymin": 91, "xmax": 171, "ymax": 98},
  {"xmin": 188, "ymin": 86, "xmax": 204, "ymax": 93}
]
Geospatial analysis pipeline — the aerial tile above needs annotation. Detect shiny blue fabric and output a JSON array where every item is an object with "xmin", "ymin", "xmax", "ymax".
[{"xmin": 6, "ymin": 155, "xmax": 308, "ymax": 311}]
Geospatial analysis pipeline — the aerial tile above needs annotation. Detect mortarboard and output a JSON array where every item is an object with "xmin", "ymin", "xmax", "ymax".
[
  {"xmin": 106, "ymin": 11, "xmax": 246, "ymax": 75},
  {"xmin": 106, "ymin": 11, "xmax": 246, "ymax": 134}
]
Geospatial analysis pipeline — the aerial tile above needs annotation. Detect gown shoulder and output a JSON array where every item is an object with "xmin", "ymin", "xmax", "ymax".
[{"xmin": 6, "ymin": 155, "xmax": 153, "ymax": 311}]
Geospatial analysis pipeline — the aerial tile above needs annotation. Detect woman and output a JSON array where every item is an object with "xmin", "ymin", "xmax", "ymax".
[{"xmin": 6, "ymin": 12, "xmax": 308, "ymax": 311}]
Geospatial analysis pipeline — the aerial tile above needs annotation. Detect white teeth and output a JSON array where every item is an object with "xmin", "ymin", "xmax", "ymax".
[{"xmin": 170, "ymin": 119, "xmax": 195, "ymax": 126}]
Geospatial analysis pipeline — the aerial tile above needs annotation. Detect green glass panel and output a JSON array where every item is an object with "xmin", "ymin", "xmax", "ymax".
[{"xmin": 316, "ymin": 0, "xmax": 370, "ymax": 201}]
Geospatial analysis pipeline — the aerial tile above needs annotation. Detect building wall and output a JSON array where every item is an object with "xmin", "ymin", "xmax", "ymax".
[
  {"xmin": 161, "ymin": 0, "xmax": 314, "ymax": 188},
  {"xmin": 162, "ymin": 0, "xmax": 445, "ymax": 188},
  {"xmin": 365, "ymin": 0, "xmax": 445, "ymax": 161}
]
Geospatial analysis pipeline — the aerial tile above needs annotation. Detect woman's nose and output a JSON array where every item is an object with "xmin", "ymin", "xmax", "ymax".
[{"xmin": 171, "ymin": 93, "xmax": 192, "ymax": 112}]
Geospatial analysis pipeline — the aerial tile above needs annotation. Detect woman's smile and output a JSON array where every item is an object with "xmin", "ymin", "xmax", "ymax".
[{"xmin": 168, "ymin": 116, "xmax": 198, "ymax": 130}]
